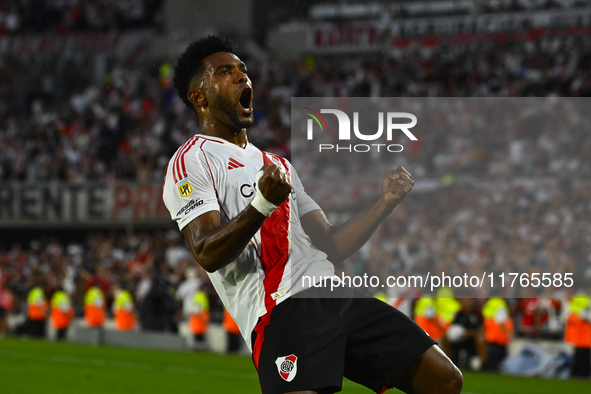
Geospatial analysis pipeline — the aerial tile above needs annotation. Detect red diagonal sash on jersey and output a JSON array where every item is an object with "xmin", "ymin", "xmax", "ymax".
[
  {"xmin": 259, "ymin": 152, "xmax": 291, "ymax": 311},
  {"xmin": 252, "ymin": 152, "xmax": 291, "ymax": 370}
]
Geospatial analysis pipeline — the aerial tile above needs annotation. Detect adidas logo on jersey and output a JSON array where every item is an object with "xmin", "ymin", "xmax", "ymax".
[{"xmin": 227, "ymin": 158, "xmax": 244, "ymax": 170}]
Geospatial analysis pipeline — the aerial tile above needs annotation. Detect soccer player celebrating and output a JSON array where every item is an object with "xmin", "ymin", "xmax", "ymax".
[{"xmin": 163, "ymin": 35, "xmax": 462, "ymax": 394}]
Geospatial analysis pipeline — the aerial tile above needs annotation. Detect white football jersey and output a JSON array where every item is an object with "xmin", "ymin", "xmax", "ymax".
[{"xmin": 162, "ymin": 134, "xmax": 334, "ymax": 350}]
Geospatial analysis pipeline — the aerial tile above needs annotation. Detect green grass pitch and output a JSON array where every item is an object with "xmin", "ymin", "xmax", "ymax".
[{"xmin": 0, "ymin": 338, "xmax": 589, "ymax": 393}]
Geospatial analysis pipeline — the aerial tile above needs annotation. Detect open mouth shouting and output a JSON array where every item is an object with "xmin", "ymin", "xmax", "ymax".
[{"xmin": 239, "ymin": 86, "xmax": 253, "ymax": 116}]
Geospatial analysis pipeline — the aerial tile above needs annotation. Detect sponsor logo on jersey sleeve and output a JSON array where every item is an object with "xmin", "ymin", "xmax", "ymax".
[
  {"xmin": 275, "ymin": 354, "xmax": 298, "ymax": 382},
  {"xmin": 176, "ymin": 198, "xmax": 204, "ymax": 216},
  {"xmin": 176, "ymin": 178, "xmax": 193, "ymax": 197}
]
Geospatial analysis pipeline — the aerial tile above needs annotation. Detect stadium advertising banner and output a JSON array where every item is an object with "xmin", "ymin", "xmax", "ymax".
[
  {"xmin": 0, "ymin": 180, "xmax": 418, "ymax": 225},
  {"xmin": 314, "ymin": 25, "xmax": 388, "ymax": 50},
  {"xmin": 302, "ymin": 9, "xmax": 591, "ymax": 54},
  {"xmin": 291, "ymin": 97, "xmax": 590, "ymax": 298},
  {"xmin": 0, "ymin": 182, "xmax": 169, "ymax": 226},
  {"xmin": 0, "ymin": 30, "xmax": 152, "ymax": 58}
]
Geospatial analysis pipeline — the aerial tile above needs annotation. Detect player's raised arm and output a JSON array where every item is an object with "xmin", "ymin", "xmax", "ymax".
[
  {"xmin": 182, "ymin": 164, "xmax": 291, "ymax": 273},
  {"xmin": 301, "ymin": 166, "xmax": 414, "ymax": 264}
]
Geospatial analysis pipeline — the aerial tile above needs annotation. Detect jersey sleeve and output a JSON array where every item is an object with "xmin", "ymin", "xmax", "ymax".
[
  {"xmin": 163, "ymin": 148, "xmax": 220, "ymax": 230},
  {"xmin": 289, "ymin": 163, "xmax": 321, "ymax": 218}
]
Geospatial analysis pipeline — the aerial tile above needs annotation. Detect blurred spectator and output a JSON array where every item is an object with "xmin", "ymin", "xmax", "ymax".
[
  {"xmin": 177, "ymin": 266, "xmax": 209, "ymax": 346},
  {"xmin": 0, "ymin": 0, "xmax": 163, "ymax": 34},
  {"xmin": 516, "ymin": 298, "xmax": 543, "ymax": 337},
  {"xmin": 448, "ymin": 298, "xmax": 487, "ymax": 370},
  {"xmin": 138, "ymin": 260, "xmax": 177, "ymax": 333},
  {"xmin": 0, "ymin": 279, "xmax": 13, "ymax": 335},
  {"xmin": 177, "ymin": 266, "xmax": 202, "ymax": 315}
]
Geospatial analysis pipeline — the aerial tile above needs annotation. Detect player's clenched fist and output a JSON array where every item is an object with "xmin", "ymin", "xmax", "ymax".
[
  {"xmin": 257, "ymin": 164, "xmax": 291, "ymax": 205},
  {"xmin": 382, "ymin": 166, "xmax": 414, "ymax": 208}
]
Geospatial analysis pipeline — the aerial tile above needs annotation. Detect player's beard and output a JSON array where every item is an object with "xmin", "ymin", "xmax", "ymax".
[{"xmin": 210, "ymin": 92, "xmax": 254, "ymax": 131}]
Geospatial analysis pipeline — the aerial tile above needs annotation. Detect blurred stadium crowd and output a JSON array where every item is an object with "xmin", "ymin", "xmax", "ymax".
[
  {"xmin": 0, "ymin": 0, "xmax": 163, "ymax": 34},
  {"xmin": 4, "ymin": 35, "xmax": 591, "ymax": 181},
  {"xmin": 0, "ymin": 0, "xmax": 590, "ymax": 378}
]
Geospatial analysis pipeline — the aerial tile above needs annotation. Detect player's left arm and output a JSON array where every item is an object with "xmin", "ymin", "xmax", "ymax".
[{"xmin": 301, "ymin": 166, "xmax": 414, "ymax": 264}]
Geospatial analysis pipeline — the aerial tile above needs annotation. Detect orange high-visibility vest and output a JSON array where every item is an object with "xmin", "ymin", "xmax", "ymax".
[
  {"xmin": 114, "ymin": 309, "xmax": 135, "ymax": 331},
  {"xmin": 84, "ymin": 287, "xmax": 106, "ymax": 327},
  {"xmin": 414, "ymin": 298, "xmax": 445, "ymax": 341},
  {"xmin": 483, "ymin": 319, "xmax": 514, "ymax": 346},
  {"xmin": 565, "ymin": 315, "xmax": 591, "ymax": 348},
  {"xmin": 50, "ymin": 291, "xmax": 73, "ymax": 330},
  {"xmin": 415, "ymin": 316, "xmax": 445, "ymax": 341},
  {"xmin": 85, "ymin": 306, "xmax": 105, "ymax": 327},
  {"xmin": 223, "ymin": 309, "xmax": 240, "ymax": 335},
  {"xmin": 51, "ymin": 308, "xmax": 73, "ymax": 330},
  {"xmin": 27, "ymin": 287, "xmax": 48, "ymax": 321},
  {"xmin": 189, "ymin": 313, "xmax": 210, "ymax": 335}
]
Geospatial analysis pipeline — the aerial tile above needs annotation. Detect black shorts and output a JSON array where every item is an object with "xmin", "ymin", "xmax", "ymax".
[{"xmin": 251, "ymin": 288, "xmax": 436, "ymax": 394}]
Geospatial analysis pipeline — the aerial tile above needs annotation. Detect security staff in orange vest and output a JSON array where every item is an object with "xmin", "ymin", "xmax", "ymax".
[
  {"xmin": 414, "ymin": 297, "xmax": 445, "ymax": 341},
  {"xmin": 113, "ymin": 286, "xmax": 136, "ymax": 331},
  {"xmin": 482, "ymin": 298, "xmax": 514, "ymax": 371},
  {"xmin": 188, "ymin": 290, "xmax": 210, "ymax": 345},
  {"xmin": 565, "ymin": 294, "xmax": 591, "ymax": 377},
  {"xmin": 27, "ymin": 286, "xmax": 48, "ymax": 338},
  {"xmin": 50, "ymin": 288, "xmax": 74, "ymax": 340},
  {"xmin": 223, "ymin": 307, "xmax": 241, "ymax": 353},
  {"xmin": 84, "ymin": 286, "xmax": 106, "ymax": 328}
]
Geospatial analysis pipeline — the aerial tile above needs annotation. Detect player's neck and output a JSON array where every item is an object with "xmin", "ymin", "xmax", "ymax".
[{"xmin": 200, "ymin": 126, "xmax": 248, "ymax": 148}]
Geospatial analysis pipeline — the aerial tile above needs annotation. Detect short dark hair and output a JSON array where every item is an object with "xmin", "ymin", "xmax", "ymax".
[{"xmin": 173, "ymin": 35, "xmax": 235, "ymax": 113}]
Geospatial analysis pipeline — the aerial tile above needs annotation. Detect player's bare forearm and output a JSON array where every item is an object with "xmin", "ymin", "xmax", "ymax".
[
  {"xmin": 301, "ymin": 166, "xmax": 414, "ymax": 264},
  {"xmin": 301, "ymin": 197, "xmax": 392, "ymax": 263},
  {"xmin": 182, "ymin": 206, "xmax": 267, "ymax": 272}
]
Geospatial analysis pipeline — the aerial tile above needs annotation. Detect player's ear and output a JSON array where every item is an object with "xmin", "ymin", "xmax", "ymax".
[{"xmin": 188, "ymin": 89, "xmax": 207, "ymax": 107}]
